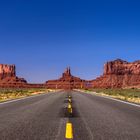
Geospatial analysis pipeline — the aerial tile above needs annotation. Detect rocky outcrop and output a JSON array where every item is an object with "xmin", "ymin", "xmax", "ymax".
[
  {"xmin": 2, "ymin": 60, "xmax": 140, "ymax": 89},
  {"xmin": 0, "ymin": 64, "xmax": 45, "ymax": 88},
  {"xmin": 0, "ymin": 64, "xmax": 27, "ymax": 87},
  {"xmin": 0, "ymin": 64, "xmax": 16, "ymax": 79},
  {"xmin": 46, "ymin": 67, "xmax": 88, "ymax": 89},
  {"xmin": 91, "ymin": 59, "xmax": 140, "ymax": 88},
  {"xmin": 104, "ymin": 59, "xmax": 140, "ymax": 75}
]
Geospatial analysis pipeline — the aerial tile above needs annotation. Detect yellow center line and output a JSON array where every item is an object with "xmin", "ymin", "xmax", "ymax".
[
  {"xmin": 65, "ymin": 95, "xmax": 73, "ymax": 139},
  {"xmin": 68, "ymin": 98, "xmax": 72, "ymax": 103},
  {"xmin": 68, "ymin": 107, "xmax": 73, "ymax": 114},
  {"xmin": 68, "ymin": 103, "xmax": 73, "ymax": 114},
  {"xmin": 65, "ymin": 123, "xmax": 73, "ymax": 139},
  {"xmin": 68, "ymin": 103, "xmax": 72, "ymax": 109}
]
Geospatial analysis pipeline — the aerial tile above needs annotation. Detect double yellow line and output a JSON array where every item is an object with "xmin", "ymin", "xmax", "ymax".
[{"xmin": 65, "ymin": 95, "xmax": 73, "ymax": 139}]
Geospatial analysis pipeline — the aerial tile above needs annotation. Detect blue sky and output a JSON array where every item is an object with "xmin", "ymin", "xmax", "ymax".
[{"xmin": 0, "ymin": 0, "xmax": 140, "ymax": 83}]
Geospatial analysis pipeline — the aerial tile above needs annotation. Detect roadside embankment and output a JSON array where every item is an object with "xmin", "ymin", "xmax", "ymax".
[
  {"xmin": 0, "ymin": 88, "xmax": 55, "ymax": 102},
  {"xmin": 78, "ymin": 88, "xmax": 140, "ymax": 104}
]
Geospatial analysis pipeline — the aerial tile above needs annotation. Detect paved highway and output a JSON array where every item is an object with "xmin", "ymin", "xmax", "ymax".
[{"xmin": 0, "ymin": 91, "xmax": 140, "ymax": 140}]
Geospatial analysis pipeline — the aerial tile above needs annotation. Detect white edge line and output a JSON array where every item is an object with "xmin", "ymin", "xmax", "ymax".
[{"xmin": 77, "ymin": 90, "xmax": 140, "ymax": 108}]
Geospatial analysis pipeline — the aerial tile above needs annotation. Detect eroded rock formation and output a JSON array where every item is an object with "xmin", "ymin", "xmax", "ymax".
[
  {"xmin": 0, "ymin": 64, "xmax": 16, "ymax": 79},
  {"xmin": 0, "ymin": 64, "xmax": 46, "ymax": 88},
  {"xmin": 1, "ymin": 60, "xmax": 140, "ymax": 89},
  {"xmin": 91, "ymin": 59, "xmax": 140, "ymax": 88},
  {"xmin": 0, "ymin": 64, "xmax": 27, "ymax": 87},
  {"xmin": 46, "ymin": 67, "xmax": 88, "ymax": 89}
]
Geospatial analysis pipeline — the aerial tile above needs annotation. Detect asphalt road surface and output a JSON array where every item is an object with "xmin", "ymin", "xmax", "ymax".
[{"xmin": 0, "ymin": 90, "xmax": 140, "ymax": 140}]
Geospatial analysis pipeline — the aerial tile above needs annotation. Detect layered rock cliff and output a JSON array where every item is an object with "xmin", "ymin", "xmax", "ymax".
[
  {"xmin": 0, "ymin": 64, "xmax": 27, "ymax": 85},
  {"xmin": 0, "ymin": 64, "xmax": 16, "ymax": 79},
  {"xmin": 104, "ymin": 59, "xmax": 140, "ymax": 75},
  {"xmin": 46, "ymin": 67, "xmax": 87, "ymax": 89},
  {"xmin": 91, "ymin": 59, "xmax": 140, "ymax": 88}
]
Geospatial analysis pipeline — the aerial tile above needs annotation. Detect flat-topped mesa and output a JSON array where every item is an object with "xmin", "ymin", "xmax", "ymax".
[
  {"xmin": 91, "ymin": 59, "xmax": 140, "ymax": 88},
  {"xmin": 0, "ymin": 64, "xmax": 16, "ymax": 79},
  {"xmin": 104, "ymin": 59, "xmax": 140, "ymax": 75}
]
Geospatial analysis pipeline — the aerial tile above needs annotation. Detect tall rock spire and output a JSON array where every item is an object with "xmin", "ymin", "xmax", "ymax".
[{"xmin": 63, "ymin": 67, "xmax": 71, "ymax": 77}]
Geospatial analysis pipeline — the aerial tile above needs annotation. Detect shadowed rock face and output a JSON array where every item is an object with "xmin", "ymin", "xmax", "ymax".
[{"xmin": 91, "ymin": 59, "xmax": 140, "ymax": 88}]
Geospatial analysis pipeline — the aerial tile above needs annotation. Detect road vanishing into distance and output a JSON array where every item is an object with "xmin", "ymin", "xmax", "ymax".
[{"xmin": 0, "ymin": 90, "xmax": 140, "ymax": 140}]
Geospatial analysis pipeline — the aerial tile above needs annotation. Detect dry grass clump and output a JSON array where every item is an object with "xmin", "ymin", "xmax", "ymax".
[
  {"xmin": 86, "ymin": 88, "xmax": 140, "ymax": 104},
  {"xmin": 0, "ymin": 88, "xmax": 51, "ymax": 102}
]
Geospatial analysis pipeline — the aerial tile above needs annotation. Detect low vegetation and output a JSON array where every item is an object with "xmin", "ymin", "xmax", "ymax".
[
  {"xmin": 85, "ymin": 88, "xmax": 140, "ymax": 104},
  {"xmin": 0, "ymin": 88, "xmax": 54, "ymax": 102}
]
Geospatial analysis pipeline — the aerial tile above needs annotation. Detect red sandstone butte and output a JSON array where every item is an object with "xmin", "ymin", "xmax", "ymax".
[
  {"xmin": 0, "ymin": 64, "xmax": 16, "ymax": 79},
  {"xmin": 91, "ymin": 59, "xmax": 140, "ymax": 88},
  {"xmin": 46, "ymin": 67, "xmax": 89, "ymax": 89},
  {"xmin": 0, "ymin": 64, "xmax": 27, "ymax": 87},
  {"xmin": 2, "ymin": 59, "xmax": 140, "ymax": 89}
]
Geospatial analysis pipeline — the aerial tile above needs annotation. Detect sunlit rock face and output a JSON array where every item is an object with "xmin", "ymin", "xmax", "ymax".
[
  {"xmin": 91, "ymin": 59, "xmax": 140, "ymax": 88},
  {"xmin": 46, "ymin": 67, "xmax": 88, "ymax": 89},
  {"xmin": 104, "ymin": 59, "xmax": 140, "ymax": 75},
  {"xmin": 0, "ymin": 64, "xmax": 16, "ymax": 79},
  {"xmin": 0, "ymin": 64, "xmax": 27, "ymax": 87},
  {"xmin": 0, "ymin": 64, "xmax": 45, "ymax": 88}
]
